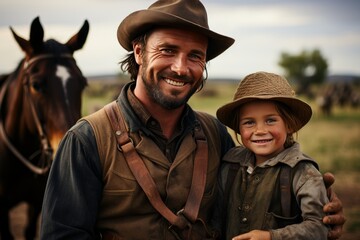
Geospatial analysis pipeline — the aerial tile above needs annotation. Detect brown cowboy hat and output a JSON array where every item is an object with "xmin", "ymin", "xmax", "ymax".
[
  {"xmin": 117, "ymin": 0, "xmax": 234, "ymax": 61},
  {"xmin": 216, "ymin": 71, "xmax": 312, "ymax": 132}
]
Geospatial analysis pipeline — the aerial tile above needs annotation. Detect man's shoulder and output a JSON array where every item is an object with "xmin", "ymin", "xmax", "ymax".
[
  {"xmin": 69, "ymin": 118, "xmax": 93, "ymax": 135},
  {"xmin": 194, "ymin": 111, "xmax": 221, "ymax": 134},
  {"xmin": 81, "ymin": 107, "xmax": 108, "ymax": 125}
]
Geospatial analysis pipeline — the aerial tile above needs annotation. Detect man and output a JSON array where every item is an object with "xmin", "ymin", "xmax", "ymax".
[{"xmin": 40, "ymin": 0, "xmax": 345, "ymax": 239}]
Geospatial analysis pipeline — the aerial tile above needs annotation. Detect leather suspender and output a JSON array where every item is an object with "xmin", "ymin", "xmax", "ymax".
[
  {"xmin": 279, "ymin": 164, "xmax": 292, "ymax": 218},
  {"xmin": 104, "ymin": 101, "xmax": 209, "ymax": 230}
]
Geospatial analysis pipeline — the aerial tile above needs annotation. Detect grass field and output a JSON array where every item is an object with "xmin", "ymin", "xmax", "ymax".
[{"xmin": 82, "ymin": 79, "xmax": 360, "ymax": 238}]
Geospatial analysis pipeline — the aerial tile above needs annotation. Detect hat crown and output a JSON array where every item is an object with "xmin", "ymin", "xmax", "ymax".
[
  {"xmin": 149, "ymin": 0, "xmax": 209, "ymax": 29},
  {"xmin": 118, "ymin": 0, "xmax": 234, "ymax": 60},
  {"xmin": 217, "ymin": 71, "xmax": 312, "ymax": 132},
  {"xmin": 234, "ymin": 71, "xmax": 296, "ymax": 101}
]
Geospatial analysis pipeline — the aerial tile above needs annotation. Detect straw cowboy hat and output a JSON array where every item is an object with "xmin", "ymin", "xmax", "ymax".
[
  {"xmin": 216, "ymin": 71, "xmax": 312, "ymax": 132},
  {"xmin": 117, "ymin": 0, "xmax": 234, "ymax": 61}
]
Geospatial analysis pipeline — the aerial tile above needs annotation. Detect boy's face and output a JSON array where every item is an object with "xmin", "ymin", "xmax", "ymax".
[{"xmin": 238, "ymin": 100, "xmax": 288, "ymax": 165}]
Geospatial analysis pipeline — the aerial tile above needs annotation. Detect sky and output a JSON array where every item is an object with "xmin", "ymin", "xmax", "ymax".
[{"xmin": 1, "ymin": 0, "xmax": 359, "ymax": 79}]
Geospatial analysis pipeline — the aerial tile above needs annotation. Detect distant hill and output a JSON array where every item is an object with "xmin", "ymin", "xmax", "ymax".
[
  {"xmin": 326, "ymin": 74, "xmax": 360, "ymax": 83},
  {"xmin": 87, "ymin": 73, "xmax": 130, "ymax": 83},
  {"xmin": 86, "ymin": 73, "xmax": 360, "ymax": 84},
  {"xmin": 209, "ymin": 75, "xmax": 360, "ymax": 84}
]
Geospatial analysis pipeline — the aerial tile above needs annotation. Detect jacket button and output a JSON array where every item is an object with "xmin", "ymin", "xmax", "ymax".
[{"xmin": 242, "ymin": 218, "xmax": 248, "ymax": 223}]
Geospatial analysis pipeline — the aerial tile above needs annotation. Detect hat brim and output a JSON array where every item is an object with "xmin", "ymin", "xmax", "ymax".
[
  {"xmin": 216, "ymin": 96, "xmax": 312, "ymax": 132},
  {"xmin": 117, "ymin": 10, "xmax": 234, "ymax": 61}
]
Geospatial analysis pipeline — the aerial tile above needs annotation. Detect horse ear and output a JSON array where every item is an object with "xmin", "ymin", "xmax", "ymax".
[
  {"xmin": 29, "ymin": 16, "xmax": 44, "ymax": 53},
  {"xmin": 10, "ymin": 26, "xmax": 33, "ymax": 56},
  {"xmin": 66, "ymin": 20, "xmax": 89, "ymax": 53}
]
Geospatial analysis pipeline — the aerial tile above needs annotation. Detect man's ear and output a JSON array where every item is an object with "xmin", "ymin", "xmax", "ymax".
[{"xmin": 133, "ymin": 43, "xmax": 142, "ymax": 65}]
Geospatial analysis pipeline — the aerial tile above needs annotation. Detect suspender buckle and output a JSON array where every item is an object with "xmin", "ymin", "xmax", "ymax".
[
  {"xmin": 177, "ymin": 208, "xmax": 193, "ymax": 226},
  {"xmin": 168, "ymin": 209, "xmax": 192, "ymax": 240},
  {"xmin": 116, "ymin": 136, "xmax": 133, "ymax": 152},
  {"xmin": 168, "ymin": 208, "xmax": 191, "ymax": 230}
]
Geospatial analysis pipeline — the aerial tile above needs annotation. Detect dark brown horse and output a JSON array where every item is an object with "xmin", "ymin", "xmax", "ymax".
[{"xmin": 0, "ymin": 17, "xmax": 89, "ymax": 240}]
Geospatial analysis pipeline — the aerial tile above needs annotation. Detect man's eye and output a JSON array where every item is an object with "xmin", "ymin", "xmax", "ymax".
[
  {"xmin": 189, "ymin": 53, "xmax": 201, "ymax": 60},
  {"xmin": 160, "ymin": 49, "xmax": 174, "ymax": 54}
]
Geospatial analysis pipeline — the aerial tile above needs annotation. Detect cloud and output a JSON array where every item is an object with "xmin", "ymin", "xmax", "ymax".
[{"xmin": 0, "ymin": 0, "xmax": 359, "ymax": 78}]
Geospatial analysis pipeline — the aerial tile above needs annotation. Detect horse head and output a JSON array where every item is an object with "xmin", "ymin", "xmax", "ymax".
[
  {"xmin": 0, "ymin": 16, "xmax": 90, "ymax": 239},
  {"xmin": 6, "ymin": 17, "xmax": 89, "ymax": 164}
]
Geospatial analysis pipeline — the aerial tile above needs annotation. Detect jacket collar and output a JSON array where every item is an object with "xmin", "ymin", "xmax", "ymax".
[
  {"xmin": 117, "ymin": 82, "xmax": 197, "ymax": 136},
  {"xmin": 224, "ymin": 142, "xmax": 316, "ymax": 169}
]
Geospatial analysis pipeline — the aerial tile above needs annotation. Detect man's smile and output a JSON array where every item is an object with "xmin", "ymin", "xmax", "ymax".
[{"xmin": 164, "ymin": 78, "xmax": 186, "ymax": 87}]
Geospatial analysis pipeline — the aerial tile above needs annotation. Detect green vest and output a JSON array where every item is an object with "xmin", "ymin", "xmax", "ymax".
[{"xmin": 225, "ymin": 154, "xmax": 313, "ymax": 240}]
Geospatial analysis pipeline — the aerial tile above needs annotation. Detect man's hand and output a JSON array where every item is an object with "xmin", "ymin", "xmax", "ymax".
[{"xmin": 322, "ymin": 172, "xmax": 347, "ymax": 240}]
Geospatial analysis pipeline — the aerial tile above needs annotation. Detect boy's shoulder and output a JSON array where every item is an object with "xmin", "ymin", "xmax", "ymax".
[{"xmin": 222, "ymin": 146, "xmax": 248, "ymax": 163}]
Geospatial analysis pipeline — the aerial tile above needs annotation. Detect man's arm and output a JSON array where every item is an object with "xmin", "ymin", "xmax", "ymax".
[
  {"xmin": 40, "ymin": 121, "xmax": 103, "ymax": 239},
  {"xmin": 322, "ymin": 172, "xmax": 347, "ymax": 240}
]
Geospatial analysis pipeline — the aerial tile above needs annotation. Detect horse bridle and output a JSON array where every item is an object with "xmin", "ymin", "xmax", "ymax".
[{"xmin": 0, "ymin": 54, "xmax": 74, "ymax": 175}]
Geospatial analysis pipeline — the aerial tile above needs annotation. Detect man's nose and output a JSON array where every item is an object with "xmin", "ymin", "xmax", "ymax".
[{"xmin": 171, "ymin": 55, "xmax": 189, "ymax": 76}]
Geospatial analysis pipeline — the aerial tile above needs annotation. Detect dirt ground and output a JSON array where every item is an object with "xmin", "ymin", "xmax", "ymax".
[
  {"xmin": 9, "ymin": 203, "xmax": 40, "ymax": 240},
  {"xmin": 9, "ymin": 185, "xmax": 360, "ymax": 240}
]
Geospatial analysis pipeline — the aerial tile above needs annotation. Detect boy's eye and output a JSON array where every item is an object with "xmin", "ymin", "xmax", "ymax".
[
  {"xmin": 266, "ymin": 118, "xmax": 276, "ymax": 124},
  {"xmin": 242, "ymin": 120, "xmax": 254, "ymax": 126}
]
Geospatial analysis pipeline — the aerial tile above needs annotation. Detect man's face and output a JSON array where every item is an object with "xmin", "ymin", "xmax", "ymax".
[{"xmin": 134, "ymin": 28, "xmax": 208, "ymax": 110}]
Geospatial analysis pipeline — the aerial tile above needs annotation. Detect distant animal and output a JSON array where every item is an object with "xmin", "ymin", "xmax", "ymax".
[
  {"xmin": 316, "ymin": 82, "xmax": 359, "ymax": 115},
  {"xmin": 0, "ymin": 17, "xmax": 89, "ymax": 240},
  {"xmin": 316, "ymin": 90, "xmax": 334, "ymax": 115}
]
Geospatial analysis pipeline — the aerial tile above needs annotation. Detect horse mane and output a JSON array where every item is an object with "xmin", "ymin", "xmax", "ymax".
[
  {"xmin": 0, "ymin": 74, "xmax": 9, "ymax": 87},
  {"xmin": 43, "ymin": 39, "xmax": 71, "ymax": 55}
]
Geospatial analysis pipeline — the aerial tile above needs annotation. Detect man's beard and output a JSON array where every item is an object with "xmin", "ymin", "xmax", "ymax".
[{"xmin": 140, "ymin": 65, "xmax": 201, "ymax": 110}]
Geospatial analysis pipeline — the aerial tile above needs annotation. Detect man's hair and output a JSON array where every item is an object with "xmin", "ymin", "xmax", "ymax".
[{"xmin": 120, "ymin": 34, "xmax": 147, "ymax": 81}]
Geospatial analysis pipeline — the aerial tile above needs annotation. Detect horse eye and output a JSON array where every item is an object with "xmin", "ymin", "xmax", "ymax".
[{"xmin": 30, "ymin": 79, "xmax": 44, "ymax": 92}]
